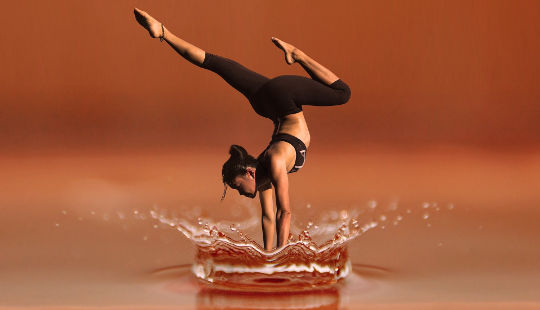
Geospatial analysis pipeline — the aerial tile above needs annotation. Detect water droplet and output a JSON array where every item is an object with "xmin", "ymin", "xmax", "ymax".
[
  {"xmin": 406, "ymin": 209, "xmax": 412, "ymax": 214},
  {"xmin": 379, "ymin": 215, "xmax": 387, "ymax": 221},
  {"xmin": 422, "ymin": 202, "xmax": 430, "ymax": 209},
  {"xmin": 368, "ymin": 200, "xmax": 377, "ymax": 209},
  {"xmin": 306, "ymin": 203, "xmax": 312, "ymax": 209},
  {"xmin": 306, "ymin": 221, "xmax": 313, "ymax": 229},
  {"xmin": 61, "ymin": 210, "xmax": 67, "ymax": 215},
  {"xmin": 299, "ymin": 230, "xmax": 311, "ymax": 243},
  {"xmin": 396, "ymin": 215, "xmax": 403, "ymax": 221},
  {"xmin": 90, "ymin": 210, "xmax": 96, "ymax": 215},
  {"xmin": 423, "ymin": 213, "xmax": 430, "ymax": 220},
  {"xmin": 437, "ymin": 242, "xmax": 443, "ymax": 247},
  {"xmin": 388, "ymin": 201, "xmax": 398, "ymax": 211},
  {"xmin": 426, "ymin": 223, "xmax": 432, "ymax": 228},
  {"xmin": 447, "ymin": 203, "xmax": 455, "ymax": 210},
  {"xmin": 209, "ymin": 226, "xmax": 218, "ymax": 237},
  {"xmin": 143, "ymin": 235, "xmax": 148, "ymax": 241},
  {"xmin": 153, "ymin": 224, "xmax": 159, "ymax": 229},
  {"xmin": 54, "ymin": 223, "xmax": 60, "ymax": 227},
  {"xmin": 340, "ymin": 210, "xmax": 348, "ymax": 220}
]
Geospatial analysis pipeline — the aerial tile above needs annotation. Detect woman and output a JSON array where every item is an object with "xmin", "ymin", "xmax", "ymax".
[{"xmin": 134, "ymin": 8, "xmax": 351, "ymax": 251}]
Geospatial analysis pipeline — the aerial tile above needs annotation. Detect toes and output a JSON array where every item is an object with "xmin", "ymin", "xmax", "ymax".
[{"xmin": 271, "ymin": 38, "xmax": 284, "ymax": 50}]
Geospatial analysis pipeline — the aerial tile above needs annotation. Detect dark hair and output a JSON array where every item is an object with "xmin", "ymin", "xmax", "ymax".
[{"xmin": 221, "ymin": 145, "xmax": 257, "ymax": 201}]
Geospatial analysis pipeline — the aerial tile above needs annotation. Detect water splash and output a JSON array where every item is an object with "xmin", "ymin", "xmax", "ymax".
[
  {"xmin": 147, "ymin": 199, "xmax": 437, "ymax": 292},
  {"xmin": 55, "ymin": 199, "xmax": 453, "ymax": 292}
]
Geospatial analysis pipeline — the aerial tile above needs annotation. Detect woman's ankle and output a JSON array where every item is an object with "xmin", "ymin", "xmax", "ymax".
[{"xmin": 292, "ymin": 49, "xmax": 306, "ymax": 63}]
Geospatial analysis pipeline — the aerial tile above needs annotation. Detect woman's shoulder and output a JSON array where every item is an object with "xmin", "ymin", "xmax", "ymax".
[
  {"xmin": 256, "ymin": 146, "xmax": 270, "ymax": 165},
  {"xmin": 255, "ymin": 151, "xmax": 272, "ymax": 191}
]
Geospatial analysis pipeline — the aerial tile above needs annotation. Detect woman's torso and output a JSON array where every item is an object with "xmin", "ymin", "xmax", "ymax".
[
  {"xmin": 251, "ymin": 76, "xmax": 312, "ymax": 185},
  {"xmin": 256, "ymin": 112, "xmax": 310, "ymax": 189},
  {"xmin": 275, "ymin": 112, "xmax": 310, "ymax": 148}
]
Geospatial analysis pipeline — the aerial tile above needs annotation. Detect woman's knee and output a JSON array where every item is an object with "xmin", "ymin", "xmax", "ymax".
[
  {"xmin": 330, "ymin": 79, "xmax": 351, "ymax": 104},
  {"xmin": 334, "ymin": 80, "xmax": 351, "ymax": 104},
  {"xmin": 340, "ymin": 83, "xmax": 351, "ymax": 104}
]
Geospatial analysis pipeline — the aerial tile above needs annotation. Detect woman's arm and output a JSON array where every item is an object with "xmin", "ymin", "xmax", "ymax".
[
  {"xmin": 259, "ymin": 187, "xmax": 275, "ymax": 251},
  {"xmin": 269, "ymin": 156, "xmax": 291, "ymax": 248}
]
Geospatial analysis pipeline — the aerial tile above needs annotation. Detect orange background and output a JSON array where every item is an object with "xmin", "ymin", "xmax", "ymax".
[{"xmin": 1, "ymin": 0, "xmax": 539, "ymax": 154}]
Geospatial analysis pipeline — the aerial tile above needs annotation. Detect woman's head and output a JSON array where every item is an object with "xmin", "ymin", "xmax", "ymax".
[{"xmin": 221, "ymin": 145, "xmax": 258, "ymax": 200}]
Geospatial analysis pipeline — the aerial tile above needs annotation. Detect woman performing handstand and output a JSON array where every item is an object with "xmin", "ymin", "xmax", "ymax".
[{"xmin": 134, "ymin": 8, "xmax": 351, "ymax": 251}]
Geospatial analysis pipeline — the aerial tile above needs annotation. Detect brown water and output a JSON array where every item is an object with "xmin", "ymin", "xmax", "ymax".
[{"xmin": 1, "ymin": 146, "xmax": 540, "ymax": 309}]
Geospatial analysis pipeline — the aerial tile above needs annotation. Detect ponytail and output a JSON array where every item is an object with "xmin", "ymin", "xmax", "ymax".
[{"xmin": 221, "ymin": 145, "xmax": 257, "ymax": 201}]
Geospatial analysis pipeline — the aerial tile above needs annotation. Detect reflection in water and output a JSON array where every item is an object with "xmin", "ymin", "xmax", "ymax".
[
  {"xmin": 152, "ymin": 263, "xmax": 389, "ymax": 309},
  {"xmin": 196, "ymin": 288, "xmax": 340, "ymax": 310}
]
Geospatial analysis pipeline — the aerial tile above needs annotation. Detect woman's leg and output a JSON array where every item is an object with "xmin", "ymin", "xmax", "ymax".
[
  {"xmin": 269, "ymin": 75, "xmax": 351, "ymax": 107},
  {"xmin": 134, "ymin": 8, "xmax": 269, "ymax": 100},
  {"xmin": 271, "ymin": 37, "xmax": 351, "ymax": 106},
  {"xmin": 199, "ymin": 53, "xmax": 270, "ymax": 100},
  {"xmin": 271, "ymin": 37, "xmax": 339, "ymax": 85}
]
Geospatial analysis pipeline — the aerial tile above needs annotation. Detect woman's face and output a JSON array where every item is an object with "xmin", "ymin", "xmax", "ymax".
[{"xmin": 230, "ymin": 170, "xmax": 257, "ymax": 199}]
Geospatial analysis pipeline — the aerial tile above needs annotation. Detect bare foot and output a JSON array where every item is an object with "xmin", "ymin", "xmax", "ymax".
[
  {"xmin": 134, "ymin": 8, "xmax": 164, "ymax": 39},
  {"xmin": 271, "ymin": 37, "xmax": 301, "ymax": 65}
]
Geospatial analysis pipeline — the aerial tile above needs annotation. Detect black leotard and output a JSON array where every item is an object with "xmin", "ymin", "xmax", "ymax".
[
  {"xmin": 200, "ymin": 52, "xmax": 351, "ymax": 123},
  {"xmin": 200, "ymin": 52, "xmax": 350, "ymax": 175}
]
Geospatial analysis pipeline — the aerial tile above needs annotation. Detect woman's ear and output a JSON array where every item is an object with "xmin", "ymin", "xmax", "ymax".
[{"xmin": 246, "ymin": 167, "xmax": 256, "ymax": 179}]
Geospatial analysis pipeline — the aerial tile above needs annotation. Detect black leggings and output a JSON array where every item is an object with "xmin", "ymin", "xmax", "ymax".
[{"xmin": 199, "ymin": 52, "xmax": 351, "ymax": 120}]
